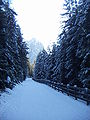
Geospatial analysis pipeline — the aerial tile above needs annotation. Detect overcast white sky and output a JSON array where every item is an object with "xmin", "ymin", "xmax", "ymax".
[{"xmin": 11, "ymin": 0, "xmax": 64, "ymax": 49}]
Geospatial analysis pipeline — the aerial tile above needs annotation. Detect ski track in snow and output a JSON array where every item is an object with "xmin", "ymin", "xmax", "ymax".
[{"xmin": 0, "ymin": 78, "xmax": 90, "ymax": 120}]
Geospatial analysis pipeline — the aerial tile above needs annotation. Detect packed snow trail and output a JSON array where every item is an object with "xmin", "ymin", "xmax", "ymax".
[{"xmin": 0, "ymin": 78, "xmax": 90, "ymax": 120}]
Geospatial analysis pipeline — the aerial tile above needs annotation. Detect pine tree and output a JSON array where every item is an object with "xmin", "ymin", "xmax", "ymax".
[
  {"xmin": 34, "ymin": 49, "xmax": 48, "ymax": 79},
  {"xmin": 33, "ymin": 0, "xmax": 90, "ymax": 88},
  {"xmin": 0, "ymin": 1, "xmax": 28, "ymax": 90},
  {"xmin": 57, "ymin": 0, "xmax": 90, "ymax": 87}
]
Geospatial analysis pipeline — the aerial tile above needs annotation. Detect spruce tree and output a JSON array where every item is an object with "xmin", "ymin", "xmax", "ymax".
[{"xmin": 0, "ymin": 1, "xmax": 28, "ymax": 90}]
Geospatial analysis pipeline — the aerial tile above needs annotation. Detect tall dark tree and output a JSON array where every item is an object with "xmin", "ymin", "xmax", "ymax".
[
  {"xmin": 0, "ymin": 1, "xmax": 28, "ymax": 90},
  {"xmin": 34, "ymin": 0, "xmax": 90, "ymax": 88},
  {"xmin": 57, "ymin": 0, "xmax": 90, "ymax": 87},
  {"xmin": 34, "ymin": 49, "xmax": 48, "ymax": 79}
]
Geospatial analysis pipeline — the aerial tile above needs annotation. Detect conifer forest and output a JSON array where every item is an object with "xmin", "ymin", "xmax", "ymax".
[
  {"xmin": 34, "ymin": 0, "xmax": 90, "ymax": 89},
  {"xmin": 0, "ymin": 0, "xmax": 90, "ymax": 91},
  {"xmin": 0, "ymin": 0, "xmax": 28, "ymax": 90},
  {"xmin": 0, "ymin": 1, "xmax": 90, "ymax": 120}
]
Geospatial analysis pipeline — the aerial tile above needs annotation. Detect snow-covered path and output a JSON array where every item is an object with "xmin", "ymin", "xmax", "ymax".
[{"xmin": 0, "ymin": 78, "xmax": 90, "ymax": 120}]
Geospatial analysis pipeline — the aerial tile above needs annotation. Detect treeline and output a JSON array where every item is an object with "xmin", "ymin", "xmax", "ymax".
[
  {"xmin": 34, "ymin": 0, "xmax": 90, "ymax": 88},
  {"xmin": 0, "ymin": 1, "xmax": 28, "ymax": 90}
]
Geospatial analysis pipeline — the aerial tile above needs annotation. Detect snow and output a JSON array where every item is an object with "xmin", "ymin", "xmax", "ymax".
[
  {"xmin": 26, "ymin": 38, "xmax": 43, "ymax": 64},
  {"xmin": 0, "ymin": 78, "xmax": 90, "ymax": 120},
  {"xmin": 6, "ymin": 76, "xmax": 11, "ymax": 83},
  {"xmin": 0, "ymin": 7, "xmax": 5, "ymax": 12}
]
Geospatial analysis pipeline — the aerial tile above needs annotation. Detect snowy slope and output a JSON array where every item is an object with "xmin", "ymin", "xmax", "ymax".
[{"xmin": 0, "ymin": 78, "xmax": 90, "ymax": 120}]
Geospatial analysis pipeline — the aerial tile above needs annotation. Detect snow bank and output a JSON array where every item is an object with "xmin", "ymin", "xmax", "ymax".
[{"xmin": 0, "ymin": 78, "xmax": 90, "ymax": 120}]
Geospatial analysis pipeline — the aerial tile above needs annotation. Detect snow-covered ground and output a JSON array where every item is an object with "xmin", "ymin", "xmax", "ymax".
[{"xmin": 0, "ymin": 78, "xmax": 90, "ymax": 120}]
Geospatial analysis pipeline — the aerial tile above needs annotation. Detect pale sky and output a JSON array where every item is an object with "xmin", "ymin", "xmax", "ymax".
[{"xmin": 11, "ymin": 0, "xmax": 64, "ymax": 49}]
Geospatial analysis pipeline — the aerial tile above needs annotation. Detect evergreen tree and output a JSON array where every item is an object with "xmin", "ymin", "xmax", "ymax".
[
  {"xmin": 0, "ymin": 1, "xmax": 28, "ymax": 90},
  {"xmin": 33, "ymin": 0, "xmax": 90, "ymax": 88},
  {"xmin": 34, "ymin": 49, "xmax": 48, "ymax": 79},
  {"xmin": 58, "ymin": 0, "xmax": 90, "ymax": 87}
]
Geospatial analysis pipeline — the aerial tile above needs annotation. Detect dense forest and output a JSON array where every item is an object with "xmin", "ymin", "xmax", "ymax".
[
  {"xmin": 0, "ymin": 0, "xmax": 90, "ymax": 91},
  {"xmin": 0, "ymin": 0, "xmax": 28, "ymax": 90},
  {"xmin": 34, "ymin": 0, "xmax": 90, "ymax": 88}
]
